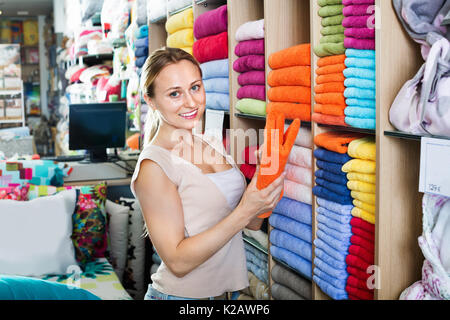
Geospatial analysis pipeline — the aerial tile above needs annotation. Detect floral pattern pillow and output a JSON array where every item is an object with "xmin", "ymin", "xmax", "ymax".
[{"xmin": 0, "ymin": 184, "xmax": 29, "ymax": 200}]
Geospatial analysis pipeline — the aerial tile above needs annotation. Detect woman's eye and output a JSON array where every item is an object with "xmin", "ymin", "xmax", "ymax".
[
  {"xmin": 192, "ymin": 84, "xmax": 200, "ymax": 91},
  {"xmin": 170, "ymin": 91, "xmax": 180, "ymax": 97}
]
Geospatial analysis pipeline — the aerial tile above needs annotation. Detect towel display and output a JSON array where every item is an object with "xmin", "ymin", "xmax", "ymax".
[
  {"xmin": 235, "ymin": 39, "xmax": 265, "ymax": 57},
  {"xmin": 165, "ymin": 7, "xmax": 193, "ymax": 34},
  {"xmin": 273, "ymin": 197, "xmax": 313, "ymax": 225},
  {"xmin": 235, "ymin": 98, "xmax": 266, "ymax": 116},
  {"xmin": 270, "ymin": 229, "xmax": 312, "ymax": 262},
  {"xmin": 193, "ymin": 31, "xmax": 228, "ymax": 63},
  {"xmin": 285, "ymin": 163, "xmax": 312, "ymax": 187},
  {"xmin": 270, "ymin": 245, "xmax": 312, "ymax": 280},
  {"xmin": 193, "ymin": 4, "xmax": 227, "ymax": 39},
  {"xmin": 235, "ymin": 19, "xmax": 265, "ymax": 42},
  {"xmin": 237, "ymin": 85, "xmax": 266, "ymax": 101},
  {"xmin": 271, "ymin": 262, "xmax": 312, "ymax": 299},
  {"xmin": 238, "ymin": 71, "xmax": 266, "ymax": 86},
  {"xmin": 269, "ymin": 213, "xmax": 312, "ymax": 244}
]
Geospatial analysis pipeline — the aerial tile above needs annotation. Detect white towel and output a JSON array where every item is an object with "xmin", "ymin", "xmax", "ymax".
[{"xmin": 235, "ymin": 19, "xmax": 265, "ymax": 42}]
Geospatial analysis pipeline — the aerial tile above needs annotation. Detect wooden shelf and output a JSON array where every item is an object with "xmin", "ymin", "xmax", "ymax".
[
  {"xmin": 384, "ymin": 130, "xmax": 450, "ymax": 141},
  {"xmin": 317, "ymin": 123, "xmax": 376, "ymax": 135}
]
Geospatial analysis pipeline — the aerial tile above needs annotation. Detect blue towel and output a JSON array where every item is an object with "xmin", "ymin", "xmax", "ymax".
[
  {"xmin": 316, "ymin": 160, "xmax": 346, "ymax": 176},
  {"xmin": 273, "ymin": 197, "xmax": 312, "ymax": 225},
  {"xmin": 344, "ymin": 57, "xmax": 375, "ymax": 70},
  {"xmin": 316, "ymin": 197, "xmax": 353, "ymax": 216},
  {"xmin": 344, "ymin": 87, "xmax": 376, "ymax": 100},
  {"xmin": 315, "ymin": 178, "xmax": 351, "ymax": 197},
  {"xmin": 314, "ymin": 238, "xmax": 347, "ymax": 262},
  {"xmin": 201, "ymin": 59, "xmax": 229, "ymax": 79},
  {"xmin": 345, "ymin": 116, "xmax": 376, "ymax": 129},
  {"xmin": 317, "ymin": 230, "xmax": 351, "ymax": 252},
  {"xmin": 346, "ymin": 98, "xmax": 376, "ymax": 109},
  {"xmin": 135, "ymin": 46, "xmax": 148, "ymax": 57},
  {"xmin": 270, "ymin": 245, "xmax": 312, "ymax": 280},
  {"xmin": 313, "ymin": 274, "xmax": 348, "ymax": 300},
  {"xmin": 313, "ymin": 185, "xmax": 353, "ymax": 205},
  {"xmin": 205, "ymin": 92, "xmax": 229, "ymax": 111},
  {"xmin": 203, "ymin": 77, "xmax": 229, "ymax": 94},
  {"xmin": 269, "ymin": 213, "xmax": 312, "ymax": 244},
  {"xmin": 244, "ymin": 242, "xmax": 268, "ymax": 263},
  {"xmin": 344, "ymin": 77, "xmax": 376, "ymax": 90},
  {"xmin": 317, "ymin": 206, "xmax": 353, "ymax": 224},
  {"xmin": 345, "ymin": 106, "xmax": 376, "ymax": 118},
  {"xmin": 313, "ymin": 267, "xmax": 348, "ymax": 291},
  {"xmin": 317, "ymin": 214, "xmax": 352, "ymax": 234},
  {"xmin": 315, "ymin": 169, "xmax": 348, "ymax": 185},
  {"xmin": 246, "ymin": 259, "xmax": 269, "ymax": 284},
  {"xmin": 315, "ymin": 247, "xmax": 347, "ymax": 270},
  {"xmin": 314, "ymin": 148, "xmax": 352, "ymax": 165},
  {"xmin": 136, "ymin": 56, "xmax": 147, "ymax": 68},
  {"xmin": 343, "ymin": 67, "xmax": 375, "ymax": 80},
  {"xmin": 314, "ymin": 256, "xmax": 349, "ymax": 280},
  {"xmin": 270, "ymin": 229, "xmax": 312, "ymax": 262},
  {"xmin": 318, "ymin": 222, "xmax": 353, "ymax": 243},
  {"xmin": 345, "ymin": 48, "xmax": 375, "ymax": 59},
  {"xmin": 135, "ymin": 25, "xmax": 149, "ymax": 39},
  {"xmin": 245, "ymin": 248, "xmax": 268, "ymax": 272},
  {"xmin": 135, "ymin": 36, "xmax": 149, "ymax": 48}
]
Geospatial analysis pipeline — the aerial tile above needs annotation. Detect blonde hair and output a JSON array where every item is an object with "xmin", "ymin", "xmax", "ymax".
[{"xmin": 140, "ymin": 47, "xmax": 203, "ymax": 146}]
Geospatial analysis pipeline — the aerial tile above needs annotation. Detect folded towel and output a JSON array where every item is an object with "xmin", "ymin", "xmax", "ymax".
[
  {"xmin": 316, "ymin": 63, "xmax": 347, "ymax": 75},
  {"xmin": 313, "ymin": 274, "xmax": 348, "ymax": 300},
  {"xmin": 245, "ymin": 243, "xmax": 268, "ymax": 263},
  {"xmin": 353, "ymin": 198, "xmax": 375, "ymax": 214},
  {"xmin": 318, "ymin": 0, "xmax": 345, "ymax": 5},
  {"xmin": 238, "ymin": 71, "xmax": 266, "ymax": 86},
  {"xmin": 346, "ymin": 284, "xmax": 374, "ymax": 300},
  {"xmin": 317, "ymin": 73, "xmax": 346, "ymax": 84},
  {"xmin": 347, "ymin": 136, "xmax": 376, "ymax": 160},
  {"xmin": 233, "ymin": 55, "xmax": 265, "ymax": 73},
  {"xmin": 351, "ymin": 206, "xmax": 375, "ymax": 224},
  {"xmin": 193, "ymin": 31, "xmax": 228, "ymax": 63},
  {"xmin": 201, "ymin": 59, "xmax": 228, "ymax": 79},
  {"xmin": 135, "ymin": 37, "xmax": 149, "ymax": 48},
  {"xmin": 181, "ymin": 47, "xmax": 193, "ymax": 55},
  {"xmin": 245, "ymin": 270, "xmax": 269, "ymax": 300},
  {"xmin": 316, "ymin": 178, "xmax": 351, "ymax": 197},
  {"xmin": 317, "ymin": 54, "xmax": 346, "ymax": 67},
  {"xmin": 347, "ymin": 265, "xmax": 371, "ymax": 282},
  {"xmin": 343, "ymin": 4, "xmax": 374, "ymax": 16},
  {"xmin": 165, "ymin": 7, "xmax": 194, "ymax": 34},
  {"xmin": 136, "ymin": 56, "xmax": 147, "ymax": 68},
  {"xmin": 346, "ymin": 97, "xmax": 376, "ymax": 108},
  {"xmin": 245, "ymin": 248, "xmax": 268, "ymax": 272},
  {"xmin": 351, "ymin": 191, "xmax": 376, "ymax": 206},
  {"xmin": 312, "ymin": 114, "xmax": 347, "ymax": 127},
  {"xmin": 314, "ymin": 82, "xmax": 346, "ymax": 94},
  {"xmin": 135, "ymin": 46, "xmax": 149, "ymax": 57},
  {"xmin": 314, "ymin": 238, "xmax": 348, "ymax": 263},
  {"xmin": 342, "ymin": 0, "xmax": 375, "ymax": 5},
  {"xmin": 345, "ymin": 48, "xmax": 375, "ymax": 59},
  {"xmin": 347, "ymin": 180, "xmax": 375, "ymax": 193},
  {"xmin": 346, "ymin": 253, "xmax": 372, "ymax": 272},
  {"xmin": 284, "ymin": 180, "xmax": 312, "ymax": 205},
  {"xmin": 348, "ymin": 244, "xmax": 374, "ymax": 264},
  {"xmin": 271, "ymin": 245, "xmax": 312, "ymax": 279},
  {"xmin": 287, "ymin": 145, "xmax": 312, "ymax": 168},
  {"xmin": 237, "ymin": 85, "xmax": 265, "ymax": 101},
  {"xmin": 342, "ymin": 15, "xmax": 373, "ymax": 28},
  {"xmin": 271, "ymin": 263, "xmax": 312, "ymax": 299},
  {"xmin": 314, "ymin": 104, "xmax": 347, "ymax": 116},
  {"xmin": 314, "ymin": 92, "xmax": 346, "ymax": 105},
  {"xmin": 345, "ymin": 117, "xmax": 376, "ymax": 130},
  {"xmin": 321, "ymin": 25, "xmax": 346, "ymax": 36},
  {"xmin": 235, "ymin": 39, "xmax": 265, "ymax": 57},
  {"xmin": 317, "ymin": 197, "xmax": 353, "ymax": 216},
  {"xmin": 317, "ymin": 215, "xmax": 353, "ymax": 234},
  {"xmin": 235, "ymin": 19, "xmax": 264, "ymax": 42},
  {"xmin": 344, "ymin": 27, "xmax": 375, "ymax": 39},
  {"xmin": 285, "ymin": 163, "xmax": 312, "ymax": 187},
  {"xmin": 314, "ymin": 267, "xmax": 348, "ymax": 290},
  {"xmin": 135, "ymin": 25, "xmax": 149, "ymax": 39},
  {"xmin": 316, "ymin": 159, "xmax": 346, "ymax": 175},
  {"xmin": 314, "ymin": 256, "xmax": 349, "ymax": 280},
  {"xmin": 344, "ymin": 87, "xmax": 376, "ymax": 100},
  {"xmin": 314, "ymin": 147, "xmax": 352, "ymax": 164},
  {"xmin": 320, "ymin": 34, "xmax": 345, "ymax": 44},
  {"xmin": 167, "ymin": 28, "xmax": 194, "ymax": 48},
  {"xmin": 314, "ymin": 42, "xmax": 346, "ymax": 57},
  {"xmin": 268, "ymin": 43, "xmax": 311, "ymax": 69},
  {"xmin": 268, "ymin": 66, "xmax": 311, "ymax": 87},
  {"xmin": 347, "ymin": 172, "xmax": 375, "ymax": 184},
  {"xmin": 235, "ymin": 98, "xmax": 266, "ymax": 116},
  {"xmin": 351, "ymin": 235, "xmax": 374, "ymax": 253},
  {"xmin": 317, "ymin": 232, "xmax": 351, "ymax": 258},
  {"xmin": 240, "ymin": 163, "xmax": 256, "ymax": 179},
  {"xmin": 315, "ymin": 131, "xmax": 366, "ymax": 154},
  {"xmin": 242, "ymin": 145, "xmax": 259, "ymax": 165},
  {"xmin": 205, "ymin": 92, "xmax": 229, "ymax": 111},
  {"xmin": 346, "ymin": 274, "xmax": 373, "ymax": 291},
  {"xmin": 318, "ymin": 5, "xmax": 344, "ymax": 18},
  {"xmin": 270, "ymin": 229, "xmax": 312, "ymax": 261},
  {"xmin": 344, "ymin": 57, "xmax": 375, "ymax": 70},
  {"xmin": 344, "ymin": 37, "xmax": 375, "ymax": 50},
  {"xmin": 269, "ymin": 213, "xmax": 312, "ymax": 244},
  {"xmin": 271, "ymin": 283, "xmax": 306, "ymax": 300},
  {"xmin": 273, "ymin": 197, "xmax": 312, "ymax": 225},
  {"xmin": 344, "ymin": 77, "xmax": 376, "ymax": 90},
  {"xmin": 342, "ymin": 159, "xmax": 376, "ymax": 174},
  {"xmin": 203, "ymin": 77, "xmax": 229, "ymax": 94},
  {"xmin": 266, "ymin": 102, "xmax": 312, "ymax": 122},
  {"xmin": 244, "ymin": 228, "xmax": 269, "ymax": 250},
  {"xmin": 350, "ymin": 216, "xmax": 375, "ymax": 234},
  {"xmin": 318, "ymin": 221, "xmax": 353, "ymax": 243},
  {"xmin": 246, "ymin": 259, "xmax": 268, "ymax": 284},
  {"xmin": 351, "ymin": 227, "xmax": 374, "ymax": 246},
  {"xmin": 193, "ymin": 4, "xmax": 227, "ymax": 39},
  {"xmin": 317, "ymin": 205, "xmax": 353, "ymax": 225},
  {"xmin": 315, "ymin": 247, "xmax": 347, "ymax": 270},
  {"xmin": 268, "ymin": 86, "xmax": 311, "ymax": 104},
  {"xmin": 286, "ymin": 124, "xmax": 312, "ymax": 148},
  {"xmin": 343, "ymin": 67, "xmax": 375, "ymax": 80},
  {"xmin": 321, "ymin": 14, "xmax": 345, "ymax": 27}
]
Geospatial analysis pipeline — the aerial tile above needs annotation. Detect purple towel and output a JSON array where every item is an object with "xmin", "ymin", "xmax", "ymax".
[
  {"xmin": 342, "ymin": 15, "xmax": 374, "ymax": 28},
  {"xmin": 344, "ymin": 27, "xmax": 375, "ymax": 39},
  {"xmin": 343, "ymin": 4, "xmax": 375, "ymax": 17},
  {"xmin": 237, "ymin": 85, "xmax": 266, "ymax": 101},
  {"xmin": 193, "ymin": 4, "xmax": 228, "ymax": 39},
  {"xmin": 238, "ymin": 71, "xmax": 266, "ymax": 86},
  {"xmin": 344, "ymin": 37, "xmax": 375, "ymax": 50},
  {"xmin": 235, "ymin": 39, "xmax": 265, "ymax": 57},
  {"xmin": 233, "ymin": 55, "xmax": 265, "ymax": 73},
  {"xmin": 342, "ymin": 0, "xmax": 374, "ymax": 5}
]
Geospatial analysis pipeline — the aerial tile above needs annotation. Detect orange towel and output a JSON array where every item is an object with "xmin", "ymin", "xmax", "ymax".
[
  {"xmin": 316, "ymin": 63, "xmax": 346, "ymax": 75},
  {"xmin": 314, "ymin": 104, "xmax": 347, "ymax": 116},
  {"xmin": 317, "ymin": 54, "xmax": 346, "ymax": 67},
  {"xmin": 268, "ymin": 43, "xmax": 311, "ymax": 69},
  {"xmin": 257, "ymin": 111, "xmax": 300, "ymax": 218},
  {"xmin": 313, "ymin": 130, "xmax": 366, "ymax": 154},
  {"xmin": 316, "ymin": 73, "xmax": 346, "ymax": 84},
  {"xmin": 268, "ymin": 66, "xmax": 311, "ymax": 87},
  {"xmin": 268, "ymin": 86, "xmax": 311, "ymax": 104},
  {"xmin": 314, "ymin": 82, "xmax": 345, "ymax": 94},
  {"xmin": 315, "ymin": 92, "xmax": 346, "ymax": 105},
  {"xmin": 266, "ymin": 102, "xmax": 311, "ymax": 121}
]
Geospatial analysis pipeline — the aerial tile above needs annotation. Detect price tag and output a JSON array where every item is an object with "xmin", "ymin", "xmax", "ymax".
[
  {"xmin": 204, "ymin": 109, "xmax": 224, "ymax": 140},
  {"xmin": 419, "ymin": 137, "xmax": 450, "ymax": 197}
]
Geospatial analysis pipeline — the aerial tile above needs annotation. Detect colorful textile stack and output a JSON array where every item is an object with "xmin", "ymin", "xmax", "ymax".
[
  {"xmin": 193, "ymin": 5, "xmax": 229, "ymax": 111},
  {"xmin": 134, "ymin": 25, "xmax": 149, "ymax": 70},
  {"xmin": 267, "ymin": 44, "xmax": 312, "ymax": 121},
  {"xmin": 314, "ymin": 0, "xmax": 345, "ymax": 57},
  {"xmin": 233, "ymin": 19, "xmax": 266, "ymax": 116},
  {"xmin": 165, "ymin": 7, "xmax": 194, "ymax": 55},
  {"xmin": 245, "ymin": 242, "xmax": 269, "ymax": 285}
]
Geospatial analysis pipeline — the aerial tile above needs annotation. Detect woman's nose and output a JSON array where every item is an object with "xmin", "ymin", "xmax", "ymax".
[{"xmin": 183, "ymin": 91, "xmax": 197, "ymax": 108}]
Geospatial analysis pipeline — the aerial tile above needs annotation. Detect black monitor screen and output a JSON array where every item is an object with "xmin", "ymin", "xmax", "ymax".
[{"xmin": 69, "ymin": 102, "xmax": 127, "ymax": 151}]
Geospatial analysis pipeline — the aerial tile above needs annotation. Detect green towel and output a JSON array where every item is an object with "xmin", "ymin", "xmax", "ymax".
[
  {"xmin": 236, "ymin": 98, "xmax": 266, "ymax": 116},
  {"xmin": 318, "ymin": 0, "xmax": 342, "ymax": 6},
  {"xmin": 321, "ymin": 25, "xmax": 345, "ymax": 36},
  {"xmin": 320, "ymin": 33, "xmax": 345, "ymax": 44},
  {"xmin": 318, "ymin": 5, "xmax": 343, "ymax": 18},
  {"xmin": 314, "ymin": 42, "xmax": 346, "ymax": 57},
  {"xmin": 321, "ymin": 14, "xmax": 344, "ymax": 27}
]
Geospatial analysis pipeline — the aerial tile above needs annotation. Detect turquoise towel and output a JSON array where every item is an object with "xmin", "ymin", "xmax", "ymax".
[
  {"xmin": 344, "ymin": 77, "xmax": 376, "ymax": 90},
  {"xmin": 317, "ymin": 206, "xmax": 353, "ymax": 225},
  {"xmin": 345, "ymin": 106, "xmax": 376, "ymax": 118},
  {"xmin": 345, "ymin": 57, "xmax": 375, "ymax": 69},
  {"xmin": 315, "ymin": 247, "xmax": 347, "ymax": 270},
  {"xmin": 316, "ymin": 197, "xmax": 353, "ymax": 216},
  {"xmin": 346, "ymin": 98, "xmax": 376, "ymax": 108},
  {"xmin": 343, "ymin": 67, "xmax": 375, "ymax": 80},
  {"xmin": 314, "ymin": 237, "xmax": 347, "ymax": 263},
  {"xmin": 344, "ymin": 87, "xmax": 376, "ymax": 100},
  {"xmin": 270, "ymin": 229, "xmax": 312, "ymax": 262},
  {"xmin": 203, "ymin": 77, "xmax": 229, "ymax": 93},
  {"xmin": 314, "ymin": 268, "xmax": 348, "ymax": 292},
  {"xmin": 345, "ymin": 48, "xmax": 375, "ymax": 59},
  {"xmin": 313, "ymin": 273, "xmax": 348, "ymax": 300},
  {"xmin": 135, "ymin": 25, "xmax": 149, "ymax": 39},
  {"xmin": 345, "ymin": 116, "xmax": 376, "ymax": 129},
  {"xmin": 205, "ymin": 92, "xmax": 229, "ymax": 110},
  {"xmin": 314, "ymin": 256, "xmax": 349, "ymax": 280}
]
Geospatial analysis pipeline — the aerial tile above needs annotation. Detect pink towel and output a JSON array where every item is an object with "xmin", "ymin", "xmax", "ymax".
[
  {"xmin": 344, "ymin": 27, "xmax": 375, "ymax": 39},
  {"xmin": 343, "ymin": 4, "xmax": 375, "ymax": 17},
  {"xmin": 286, "ymin": 124, "xmax": 312, "ymax": 148},
  {"xmin": 194, "ymin": 4, "xmax": 228, "ymax": 39},
  {"xmin": 344, "ymin": 37, "xmax": 375, "ymax": 50},
  {"xmin": 235, "ymin": 39, "xmax": 265, "ymax": 57},
  {"xmin": 287, "ymin": 145, "xmax": 312, "ymax": 169},
  {"xmin": 285, "ymin": 163, "xmax": 312, "ymax": 187},
  {"xmin": 342, "ymin": 15, "xmax": 374, "ymax": 28},
  {"xmin": 233, "ymin": 55, "xmax": 265, "ymax": 73},
  {"xmin": 237, "ymin": 85, "xmax": 266, "ymax": 101},
  {"xmin": 242, "ymin": 145, "xmax": 259, "ymax": 165},
  {"xmin": 238, "ymin": 71, "xmax": 266, "ymax": 86},
  {"xmin": 342, "ymin": 0, "xmax": 374, "ymax": 5},
  {"xmin": 284, "ymin": 179, "xmax": 312, "ymax": 205}
]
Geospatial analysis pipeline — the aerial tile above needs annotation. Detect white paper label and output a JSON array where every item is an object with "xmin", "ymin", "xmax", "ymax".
[
  {"xmin": 204, "ymin": 109, "xmax": 224, "ymax": 140},
  {"xmin": 419, "ymin": 137, "xmax": 450, "ymax": 197}
]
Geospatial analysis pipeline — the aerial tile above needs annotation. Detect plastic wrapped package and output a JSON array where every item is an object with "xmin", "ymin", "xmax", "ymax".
[
  {"xmin": 101, "ymin": 0, "xmax": 130, "ymax": 40},
  {"xmin": 148, "ymin": 0, "xmax": 167, "ymax": 22},
  {"xmin": 167, "ymin": 0, "xmax": 192, "ymax": 14}
]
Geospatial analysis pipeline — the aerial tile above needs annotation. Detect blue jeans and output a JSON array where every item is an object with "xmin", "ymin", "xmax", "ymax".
[{"xmin": 144, "ymin": 284, "xmax": 235, "ymax": 300}]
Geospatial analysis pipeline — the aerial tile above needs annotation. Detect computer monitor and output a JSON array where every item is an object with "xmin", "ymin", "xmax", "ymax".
[{"xmin": 69, "ymin": 102, "xmax": 127, "ymax": 163}]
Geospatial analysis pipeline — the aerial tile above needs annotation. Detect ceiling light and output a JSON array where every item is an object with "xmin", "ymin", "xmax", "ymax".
[
  {"xmin": 17, "ymin": 11, "xmax": 29, "ymax": 15},
  {"xmin": 0, "ymin": 10, "xmax": 2, "ymax": 15}
]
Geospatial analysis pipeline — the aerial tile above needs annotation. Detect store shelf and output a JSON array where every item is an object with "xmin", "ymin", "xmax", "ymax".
[
  {"xmin": 0, "ymin": 90, "xmax": 22, "ymax": 96},
  {"xmin": 0, "ymin": 119, "xmax": 24, "ymax": 124},
  {"xmin": 234, "ymin": 112, "xmax": 312, "ymax": 127},
  {"xmin": 243, "ymin": 235, "xmax": 268, "ymax": 256},
  {"xmin": 317, "ymin": 123, "xmax": 376, "ymax": 135},
  {"xmin": 78, "ymin": 53, "xmax": 114, "ymax": 65},
  {"xmin": 384, "ymin": 130, "xmax": 450, "ymax": 141}
]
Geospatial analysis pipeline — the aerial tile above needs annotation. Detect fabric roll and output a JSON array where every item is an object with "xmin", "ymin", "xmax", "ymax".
[
  {"xmin": 165, "ymin": 7, "xmax": 194, "ymax": 34},
  {"xmin": 273, "ymin": 197, "xmax": 312, "ymax": 225},
  {"xmin": 266, "ymin": 102, "xmax": 311, "ymax": 122},
  {"xmin": 235, "ymin": 39, "xmax": 265, "ymax": 57},
  {"xmin": 268, "ymin": 43, "xmax": 311, "ymax": 69},
  {"xmin": 201, "ymin": 59, "xmax": 228, "ymax": 79},
  {"xmin": 237, "ymin": 85, "xmax": 266, "ymax": 101},
  {"xmin": 270, "ymin": 245, "xmax": 312, "ymax": 279},
  {"xmin": 203, "ymin": 77, "xmax": 229, "ymax": 94},
  {"xmin": 235, "ymin": 98, "xmax": 266, "ymax": 116},
  {"xmin": 193, "ymin": 4, "xmax": 227, "ymax": 39},
  {"xmin": 233, "ymin": 55, "xmax": 265, "ymax": 73},
  {"xmin": 285, "ymin": 163, "xmax": 312, "ymax": 187},
  {"xmin": 284, "ymin": 179, "xmax": 312, "ymax": 205},
  {"xmin": 271, "ymin": 283, "xmax": 305, "ymax": 300},
  {"xmin": 268, "ymin": 66, "xmax": 311, "ymax": 87},
  {"xmin": 235, "ymin": 19, "xmax": 264, "ymax": 42},
  {"xmin": 271, "ymin": 263, "xmax": 312, "ymax": 299},
  {"xmin": 270, "ymin": 229, "xmax": 312, "ymax": 262},
  {"xmin": 238, "ymin": 71, "xmax": 266, "ymax": 86},
  {"xmin": 268, "ymin": 86, "xmax": 311, "ymax": 104},
  {"xmin": 269, "ymin": 213, "xmax": 312, "ymax": 244},
  {"xmin": 193, "ymin": 31, "xmax": 228, "ymax": 63},
  {"xmin": 166, "ymin": 28, "xmax": 194, "ymax": 48}
]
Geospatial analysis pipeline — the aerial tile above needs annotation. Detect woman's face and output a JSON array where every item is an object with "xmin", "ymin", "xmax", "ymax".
[{"xmin": 148, "ymin": 59, "xmax": 206, "ymax": 131}]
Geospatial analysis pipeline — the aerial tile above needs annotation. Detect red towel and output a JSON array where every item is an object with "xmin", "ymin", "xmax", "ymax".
[
  {"xmin": 346, "ymin": 284, "xmax": 374, "ymax": 300},
  {"xmin": 351, "ymin": 234, "xmax": 374, "ymax": 252},
  {"xmin": 348, "ymin": 244, "xmax": 374, "ymax": 265},
  {"xmin": 193, "ymin": 31, "xmax": 228, "ymax": 63},
  {"xmin": 350, "ymin": 217, "xmax": 375, "ymax": 234},
  {"xmin": 240, "ymin": 163, "xmax": 256, "ymax": 180},
  {"xmin": 346, "ymin": 254, "xmax": 371, "ymax": 272},
  {"xmin": 347, "ymin": 266, "xmax": 371, "ymax": 282},
  {"xmin": 347, "ymin": 274, "xmax": 373, "ymax": 291},
  {"xmin": 351, "ymin": 226, "xmax": 374, "ymax": 242}
]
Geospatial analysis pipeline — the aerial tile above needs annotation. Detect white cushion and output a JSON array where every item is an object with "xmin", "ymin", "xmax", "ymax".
[{"xmin": 0, "ymin": 189, "xmax": 78, "ymax": 277}]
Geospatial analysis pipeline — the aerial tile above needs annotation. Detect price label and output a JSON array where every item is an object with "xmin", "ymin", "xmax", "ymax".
[{"xmin": 419, "ymin": 137, "xmax": 450, "ymax": 197}]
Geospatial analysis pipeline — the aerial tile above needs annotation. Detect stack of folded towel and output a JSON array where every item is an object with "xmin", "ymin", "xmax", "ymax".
[
  {"xmin": 342, "ymin": 0, "xmax": 375, "ymax": 50},
  {"xmin": 271, "ymin": 261, "xmax": 312, "ymax": 300},
  {"xmin": 134, "ymin": 25, "xmax": 149, "ymax": 71},
  {"xmin": 200, "ymin": 59, "xmax": 229, "ymax": 111},
  {"xmin": 233, "ymin": 19, "xmax": 266, "ymax": 116},
  {"xmin": 165, "ymin": 8, "xmax": 194, "ymax": 55},
  {"xmin": 238, "ymin": 271, "xmax": 269, "ymax": 300},
  {"xmin": 193, "ymin": 5, "xmax": 229, "ymax": 111},
  {"xmin": 314, "ymin": 0, "xmax": 345, "ymax": 57},
  {"xmin": 267, "ymin": 44, "xmax": 312, "ymax": 121},
  {"xmin": 245, "ymin": 242, "xmax": 269, "ymax": 285}
]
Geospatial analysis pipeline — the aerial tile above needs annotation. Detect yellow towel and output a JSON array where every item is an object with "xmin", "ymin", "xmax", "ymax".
[
  {"xmin": 353, "ymin": 199, "xmax": 375, "ymax": 215},
  {"xmin": 167, "ymin": 28, "xmax": 194, "ymax": 48},
  {"xmin": 181, "ymin": 47, "xmax": 193, "ymax": 55},
  {"xmin": 165, "ymin": 8, "xmax": 194, "ymax": 34},
  {"xmin": 342, "ymin": 159, "xmax": 376, "ymax": 174},
  {"xmin": 352, "ymin": 207, "xmax": 375, "ymax": 224},
  {"xmin": 348, "ymin": 136, "xmax": 376, "ymax": 161},
  {"xmin": 347, "ymin": 172, "xmax": 376, "ymax": 184},
  {"xmin": 347, "ymin": 180, "xmax": 376, "ymax": 193},
  {"xmin": 351, "ymin": 191, "xmax": 376, "ymax": 205}
]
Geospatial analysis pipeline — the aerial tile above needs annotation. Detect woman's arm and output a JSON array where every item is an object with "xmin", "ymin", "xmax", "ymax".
[{"xmin": 134, "ymin": 159, "xmax": 283, "ymax": 278}]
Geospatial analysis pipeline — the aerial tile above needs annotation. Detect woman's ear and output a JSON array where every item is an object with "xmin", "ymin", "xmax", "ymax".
[{"xmin": 143, "ymin": 93, "xmax": 156, "ymax": 111}]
